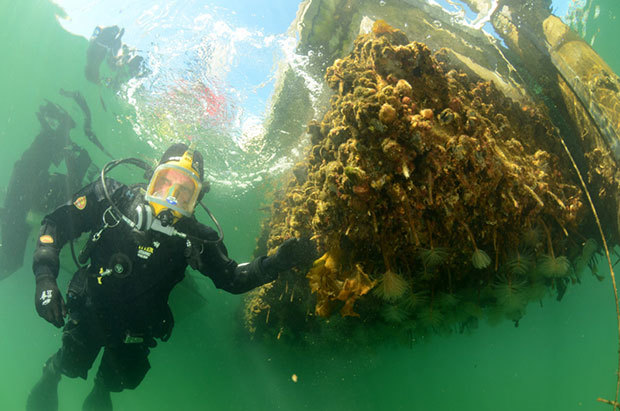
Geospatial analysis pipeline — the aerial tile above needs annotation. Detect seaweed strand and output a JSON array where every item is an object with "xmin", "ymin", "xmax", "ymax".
[{"xmin": 555, "ymin": 131, "xmax": 620, "ymax": 408}]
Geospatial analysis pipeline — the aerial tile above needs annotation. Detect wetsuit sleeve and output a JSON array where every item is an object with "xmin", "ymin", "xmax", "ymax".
[
  {"xmin": 186, "ymin": 222, "xmax": 278, "ymax": 294},
  {"xmin": 32, "ymin": 178, "xmax": 124, "ymax": 281}
]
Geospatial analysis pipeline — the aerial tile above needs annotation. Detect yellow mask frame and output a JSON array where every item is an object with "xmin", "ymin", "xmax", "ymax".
[{"xmin": 145, "ymin": 149, "xmax": 202, "ymax": 221}]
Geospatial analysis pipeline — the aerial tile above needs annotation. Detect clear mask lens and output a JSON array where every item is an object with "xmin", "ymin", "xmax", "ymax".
[{"xmin": 145, "ymin": 164, "xmax": 201, "ymax": 217}]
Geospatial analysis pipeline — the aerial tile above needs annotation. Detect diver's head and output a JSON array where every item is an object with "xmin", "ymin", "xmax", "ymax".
[{"xmin": 144, "ymin": 143, "xmax": 204, "ymax": 225}]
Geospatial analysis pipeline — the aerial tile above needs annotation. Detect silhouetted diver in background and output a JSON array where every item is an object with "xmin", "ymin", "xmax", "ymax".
[
  {"xmin": 85, "ymin": 25, "xmax": 146, "ymax": 88},
  {"xmin": 0, "ymin": 100, "xmax": 96, "ymax": 279}
]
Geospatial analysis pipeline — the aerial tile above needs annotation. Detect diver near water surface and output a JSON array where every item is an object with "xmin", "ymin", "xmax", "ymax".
[
  {"xmin": 85, "ymin": 25, "xmax": 147, "ymax": 88},
  {"xmin": 26, "ymin": 143, "xmax": 316, "ymax": 411}
]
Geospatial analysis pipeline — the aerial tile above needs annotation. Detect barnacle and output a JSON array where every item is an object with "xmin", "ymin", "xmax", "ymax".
[
  {"xmin": 394, "ymin": 79, "xmax": 412, "ymax": 97},
  {"xmin": 420, "ymin": 108, "xmax": 434, "ymax": 120},
  {"xmin": 379, "ymin": 103, "xmax": 397, "ymax": 124},
  {"xmin": 245, "ymin": 20, "xmax": 601, "ymax": 345}
]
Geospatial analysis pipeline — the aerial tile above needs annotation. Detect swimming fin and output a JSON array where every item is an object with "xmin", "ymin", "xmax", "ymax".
[
  {"xmin": 26, "ymin": 358, "xmax": 61, "ymax": 411},
  {"xmin": 82, "ymin": 382, "xmax": 112, "ymax": 411}
]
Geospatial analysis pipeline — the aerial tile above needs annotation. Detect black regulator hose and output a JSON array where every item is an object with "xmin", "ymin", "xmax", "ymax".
[
  {"xmin": 101, "ymin": 157, "xmax": 152, "ymax": 227},
  {"xmin": 70, "ymin": 157, "xmax": 151, "ymax": 269},
  {"xmin": 197, "ymin": 200, "xmax": 224, "ymax": 244}
]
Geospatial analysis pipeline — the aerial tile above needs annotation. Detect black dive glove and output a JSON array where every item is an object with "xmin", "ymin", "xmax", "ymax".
[
  {"xmin": 35, "ymin": 275, "xmax": 66, "ymax": 328},
  {"xmin": 263, "ymin": 237, "xmax": 318, "ymax": 273}
]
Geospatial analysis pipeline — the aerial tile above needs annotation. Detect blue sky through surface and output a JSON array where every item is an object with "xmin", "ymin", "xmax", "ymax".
[
  {"xmin": 49, "ymin": 0, "xmax": 577, "ymax": 189},
  {"xmin": 52, "ymin": 0, "xmax": 574, "ymax": 103},
  {"xmin": 51, "ymin": 0, "xmax": 307, "ymax": 189}
]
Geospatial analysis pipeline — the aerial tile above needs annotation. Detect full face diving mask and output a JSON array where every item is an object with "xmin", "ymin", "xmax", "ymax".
[{"xmin": 144, "ymin": 148, "xmax": 202, "ymax": 224}]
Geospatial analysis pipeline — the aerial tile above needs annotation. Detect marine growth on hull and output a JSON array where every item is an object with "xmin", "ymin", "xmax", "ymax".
[{"xmin": 244, "ymin": 22, "xmax": 604, "ymax": 346}]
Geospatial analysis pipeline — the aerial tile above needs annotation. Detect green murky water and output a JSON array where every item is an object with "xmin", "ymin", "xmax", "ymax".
[{"xmin": 1, "ymin": 0, "xmax": 619, "ymax": 410}]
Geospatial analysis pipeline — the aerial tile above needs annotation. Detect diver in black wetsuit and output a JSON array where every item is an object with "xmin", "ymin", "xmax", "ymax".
[
  {"xmin": 85, "ymin": 26, "xmax": 124, "ymax": 84},
  {"xmin": 0, "ymin": 100, "xmax": 94, "ymax": 280},
  {"xmin": 85, "ymin": 25, "xmax": 146, "ymax": 87},
  {"xmin": 26, "ymin": 143, "xmax": 315, "ymax": 411}
]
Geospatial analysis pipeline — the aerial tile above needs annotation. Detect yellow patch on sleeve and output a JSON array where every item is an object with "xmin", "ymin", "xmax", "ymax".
[
  {"xmin": 73, "ymin": 195, "xmax": 87, "ymax": 210},
  {"xmin": 39, "ymin": 235, "xmax": 54, "ymax": 244}
]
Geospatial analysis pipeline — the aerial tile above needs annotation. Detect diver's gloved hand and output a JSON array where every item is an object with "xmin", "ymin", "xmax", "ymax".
[
  {"xmin": 263, "ymin": 237, "xmax": 318, "ymax": 273},
  {"xmin": 35, "ymin": 275, "xmax": 66, "ymax": 328}
]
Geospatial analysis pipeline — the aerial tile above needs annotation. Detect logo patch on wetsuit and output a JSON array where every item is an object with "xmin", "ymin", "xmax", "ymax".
[
  {"xmin": 39, "ymin": 235, "xmax": 54, "ymax": 244},
  {"xmin": 137, "ymin": 245, "xmax": 154, "ymax": 260},
  {"xmin": 73, "ymin": 196, "xmax": 87, "ymax": 210}
]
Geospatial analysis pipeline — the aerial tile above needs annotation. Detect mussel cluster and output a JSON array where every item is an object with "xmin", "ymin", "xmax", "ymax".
[{"xmin": 244, "ymin": 22, "xmax": 600, "ymax": 345}]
